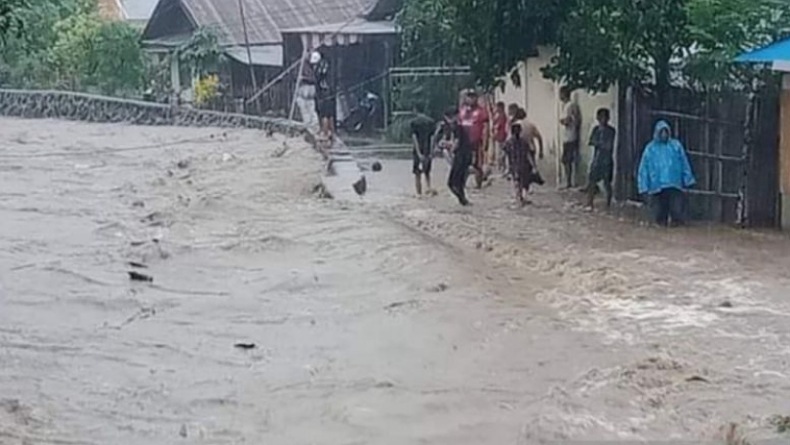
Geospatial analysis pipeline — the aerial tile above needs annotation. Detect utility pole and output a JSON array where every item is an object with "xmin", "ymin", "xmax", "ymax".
[{"xmin": 237, "ymin": 0, "xmax": 260, "ymax": 114}]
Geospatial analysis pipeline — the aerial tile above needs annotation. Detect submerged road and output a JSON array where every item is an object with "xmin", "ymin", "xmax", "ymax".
[{"xmin": 1, "ymin": 118, "xmax": 790, "ymax": 444}]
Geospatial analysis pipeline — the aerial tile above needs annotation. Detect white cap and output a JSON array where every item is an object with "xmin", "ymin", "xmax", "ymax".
[{"xmin": 309, "ymin": 51, "xmax": 322, "ymax": 64}]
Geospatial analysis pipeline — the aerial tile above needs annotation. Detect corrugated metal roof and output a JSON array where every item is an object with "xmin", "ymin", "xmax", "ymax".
[
  {"xmin": 225, "ymin": 45, "xmax": 284, "ymax": 66},
  {"xmin": 122, "ymin": 0, "xmax": 159, "ymax": 21},
  {"xmin": 280, "ymin": 17, "xmax": 397, "ymax": 35},
  {"xmin": 180, "ymin": 0, "xmax": 376, "ymax": 46}
]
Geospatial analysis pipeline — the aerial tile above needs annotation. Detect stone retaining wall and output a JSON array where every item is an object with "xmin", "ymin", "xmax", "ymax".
[{"xmin": 0, "ymin": 89, "xmax": 307, "ymax": 137}]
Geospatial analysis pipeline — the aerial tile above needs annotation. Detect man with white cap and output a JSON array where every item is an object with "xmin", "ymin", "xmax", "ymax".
[{"xmin": 311, "ymin": 50, "xmax": 336, "ymax": 142}]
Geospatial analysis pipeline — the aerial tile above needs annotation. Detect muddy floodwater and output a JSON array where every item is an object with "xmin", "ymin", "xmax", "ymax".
[{"xmin": 2, "ymin": 118, "xmax": 790, "ymax": 444}]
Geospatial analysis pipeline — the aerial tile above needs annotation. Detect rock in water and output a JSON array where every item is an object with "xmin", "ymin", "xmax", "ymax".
[
  {"xmin": 353, "ymin": 176, "xmax": 367, "ymax": 197},
  {"xmin": 371, "ymin": 161, "xmax": 382, "ymax": 172}
]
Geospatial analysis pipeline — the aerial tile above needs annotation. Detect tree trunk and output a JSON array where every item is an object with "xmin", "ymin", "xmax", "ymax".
[{"xmin": 654, "ymin": 52, "xmax": 671, "ymax": 108}]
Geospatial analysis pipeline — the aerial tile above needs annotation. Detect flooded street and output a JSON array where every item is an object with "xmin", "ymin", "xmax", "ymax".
[{"xmin": 2, "ymin": 118, "xmax": 790, "ymax": 444}]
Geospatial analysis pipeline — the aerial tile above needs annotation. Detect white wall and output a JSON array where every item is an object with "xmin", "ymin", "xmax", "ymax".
[{"xmin": 496, "ymin": 46, "xmax": 620, "ymax": 188}]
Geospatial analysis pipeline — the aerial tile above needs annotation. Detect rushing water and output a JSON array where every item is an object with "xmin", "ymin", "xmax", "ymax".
[{"xmin": 1, "ymin": 118, "xmax": 790, "ymax": 444}]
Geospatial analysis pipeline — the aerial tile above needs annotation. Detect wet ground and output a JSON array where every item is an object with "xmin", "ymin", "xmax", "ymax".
[{"xmin": 2, "ymin": 118, "xmax": 790, "ymax": 444}]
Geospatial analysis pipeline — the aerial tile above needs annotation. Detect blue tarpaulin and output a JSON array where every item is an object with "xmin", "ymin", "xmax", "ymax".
[{"xmin": 736, "ymin": 37, "xmax": 790, "ymax": 63}]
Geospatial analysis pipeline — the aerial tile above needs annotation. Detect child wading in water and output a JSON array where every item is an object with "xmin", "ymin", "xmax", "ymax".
[
  {"xmin": 586, "ymin": 108, "xmax": 616, "ymax": 210},
  {"xmin": 505, "ymin": 121, "xmax": 541, "ymax": 206}
]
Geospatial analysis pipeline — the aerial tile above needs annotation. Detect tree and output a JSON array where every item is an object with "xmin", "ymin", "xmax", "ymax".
[
  {"xmin": 0, "ymin": 0, "xmax": 144, "ymax": 94},
  {"xmin": 685, "ymin": 0, "xmax": 790, "ymax": 89},
  {"xmin": 177, "ymin": 28, "xmax": 222, "ymax": 77},
  {"xmin": 0, "ymin": 0, "xmax": 27, "ymax": 41},
  {"xmin": 543, "ymin": 0, "xmax": 689, "ymax": 99},
  {"xmin": 398, "ymin": 0, "xmax": 573, "ymax": 88}
]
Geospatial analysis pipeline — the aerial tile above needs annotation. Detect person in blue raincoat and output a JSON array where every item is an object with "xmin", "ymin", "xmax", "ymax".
[{"xmin": 637, "ymin": 120, "xmax": 696, "ymax": 226}]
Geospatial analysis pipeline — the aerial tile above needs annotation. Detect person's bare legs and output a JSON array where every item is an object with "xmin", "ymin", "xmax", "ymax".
[
  {"xmin": 603, "ymin": 180, "xmax": 613, "ymax": 209},
  {"xmin": 425, "ymin": 173, "xmax": 434, "ymax": 195},
  {"xmin": 587, "ymin": 182, "xmax": 597, "ymax": 210},
  {"xmin": 563, "ymin": 162, "xmax": 574, "ymax": 189}
]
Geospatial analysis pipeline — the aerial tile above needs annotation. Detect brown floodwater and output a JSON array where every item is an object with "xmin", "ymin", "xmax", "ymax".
[{"xmin": 1, "ymin": 118, "xmax": 790, "ymax": 444}]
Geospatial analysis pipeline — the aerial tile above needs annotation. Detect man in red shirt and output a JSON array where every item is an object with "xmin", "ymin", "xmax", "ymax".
[
  {"xmin": 492, "ymin": 101, "xmax": 508, "ymax": 175},
  {"xmin": 459, "ymin": 90, "xmax": 489, "ymax": 189}
]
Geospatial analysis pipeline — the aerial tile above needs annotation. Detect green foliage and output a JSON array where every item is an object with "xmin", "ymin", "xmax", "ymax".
[
  {"xmin": 400, "ymin": 0, "xmax": 790, "ymax": 94},
  {"xmin": 391, "ymin": 74, "xmax": 472, "ymax": 118},
  {"xmin": 0, "ymin": 0, "xmax": 27, "ymax": 42},
  {"xmin": 177, "ymin": 28, "xmax": 222, "ymax": 77},
  {"xmin": 685, "ymin": 0, "xmax": 790, "ymax": 89},
  {"xmin": 0, "ymin": 0, "xmax": 144, "ymax": 95},
  {"xmin": 543, "ymin": 0, "xmax": 689, "ymax": 96},
  {"xmin": 398, "ymin": 0, "xmax": 573, "ymax": 88},
  {"xmin": 397, "ymin": 0, "xmax": 461, "ymax": 66}
]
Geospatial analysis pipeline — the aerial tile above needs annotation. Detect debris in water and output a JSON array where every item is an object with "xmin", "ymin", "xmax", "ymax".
[
  {"xmin": 234, "ymin": 343, "xmax": 256, "ymax": 350},
  {"xmin": 128, "ymin": 271, "xmax": 154, "ymax": 283},
  {"xmin": 770, "ymin": 415, "xmax": 790, "ymax": 433},
  {"xmin": 128, "ymin": 261, "xmax": 148, "ymax": 269},
  {"xmin": 384, "ymin": 300, "xmax": 419, "ymax": 311},
  {"xmin": 176, "ymin": 159, "xmax": 189, "ymax": 169},
  {"xmin": 428, "ymin": 282, "xmax": 448, "ymax": 293},
  {"xmin": 272, "ymin": 143, "xmax": 289, "ymax": 158},
  {"xmin": 723, "ymin": 422, "xmax": 751, "ymax": 445},
  {"xmin": 132, "ymin": 200, "xmax": 145, "ymax": 208},
  {"xmin": 179, "ymin": 424, "xmax": 188, "ymax": 438},
  {"xmin": 374, "ymin": 380, "xmax": 395, "ymax": 389},
  {"xmin": 372, "ymin": 161, "xmax": 382, "ymax": 172},
  {"xmin": 685, "ymin": 375, "xmax": 709, "ymax": 383},
  {"xmin": 720, "ymin": 300, "xmax": 734, "ymax": 308},
  {"xmin": 353, "ymin": 176, "xmax": 367, "ymax": 197}
]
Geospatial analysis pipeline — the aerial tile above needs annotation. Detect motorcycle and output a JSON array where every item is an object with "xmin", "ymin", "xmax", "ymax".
[{"xmin": 338, "ymin": 91, "xmax": 380, "ymax": 134}]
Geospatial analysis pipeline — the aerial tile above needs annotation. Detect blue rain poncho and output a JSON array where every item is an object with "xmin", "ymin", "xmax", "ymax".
[{"xmin": 637, "ymin": 120, "xmax": 696, "ymax": 195}]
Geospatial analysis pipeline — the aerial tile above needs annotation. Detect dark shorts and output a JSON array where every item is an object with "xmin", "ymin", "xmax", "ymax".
[
  {"xmin": 315, "ymin": 96, "xmax": 336, "ymax": 119},
  {"xmin": 562, "ymin": 141, "xmax": 579, "ymax": 165},
  {"xmin": 589, "ymin": 159, "xmax": 613, "ymax": 184},
  {"xmin": 413, "ymin": 150, "xmax": 432, "ymax": 175},
  {"xmin": 514, "ymin": 164, "xmax": 534, "ymax": 190}
]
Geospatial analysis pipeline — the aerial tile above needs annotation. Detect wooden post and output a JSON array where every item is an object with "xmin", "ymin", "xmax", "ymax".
[
  {"xmin": 779, "ymin": 74, "xmax": 790, "ymax": 229},
  {"xmin": 737, "ymin": 91, "xmax": 757, "ymax": 227},
  {"xmin": 237, "ymin": 0, "xmax": 259, "ymax": 114},
  {"xmin": 382, "ymin": 40, "xmax": 391, "ymax": 130},
  {"xmin": 289, "ymin": 45, "xmax": 308, "ymax": 121}
]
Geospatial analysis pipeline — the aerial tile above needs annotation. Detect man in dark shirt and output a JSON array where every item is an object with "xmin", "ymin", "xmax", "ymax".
[
  {"xmin": 587, "ymin": 108, "xmax": 617, "ymax": 209},
  {"xmin": 440, "ymin": 107, "xmax": 473, "ymax": 206},
  {"xmin": 410, "ymin": 103, "xmax": 436, "ymax": 196},
  {"xmin": 311, "ymin": 51, "xmax": 335, "ymax": 141}
]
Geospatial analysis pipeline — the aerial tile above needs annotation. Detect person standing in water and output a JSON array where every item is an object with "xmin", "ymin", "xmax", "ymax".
[
  {"xmin": 459, "ymin": 90, "xmax": 489, "ymax": 189},
  {"xmin": 638, "ymin": 120, "xmax": 696, "ymax": 226},
  {"xmin": 442, "ymin": 107, "xmax": 473, "ymax": 206},
  {"xmin": 312, "ymin": 51, "xmax": 336, "ymax": 142},
  {"xmin": 492, "ymin": 102, "xmax": 509, "ymax": 175},
  {"xmin": 410, "ymin": 103, "xmax": 436, "ymax": 196},
  {"xmin": 559, "ymin": 87, "xmax": 581, "ymax": 188},
  {"xmin": 505, "ymin": 121, "xmax": 539, "ymax": 205},
  {"xmin": 586, "ymin": 108, "xmax": 617, "ymax": 210}
]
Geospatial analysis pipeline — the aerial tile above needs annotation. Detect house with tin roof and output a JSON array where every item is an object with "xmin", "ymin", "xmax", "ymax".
[{"xmin": 141, "ymin": 0, "xmax": 400, "ymax": 113}]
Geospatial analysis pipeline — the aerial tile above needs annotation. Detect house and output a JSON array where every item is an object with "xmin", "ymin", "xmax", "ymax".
[
  {"xmin": 97, "ymin": 0, "xmax": 157, "ymax": 27},
  {"xmin": 140, "ymin": 0, "xmax": 399, "ymax": 113},
  {"xmin": 121, "ymin": 0, "xmax": 159, "ymax": 28},
  {"xmin": 497, "ymin": 46, "xmax": 619, "ymax": 188},
  {"xmin": 737, "ymin": 38, "xmax": 790, "ymax": 229}
]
